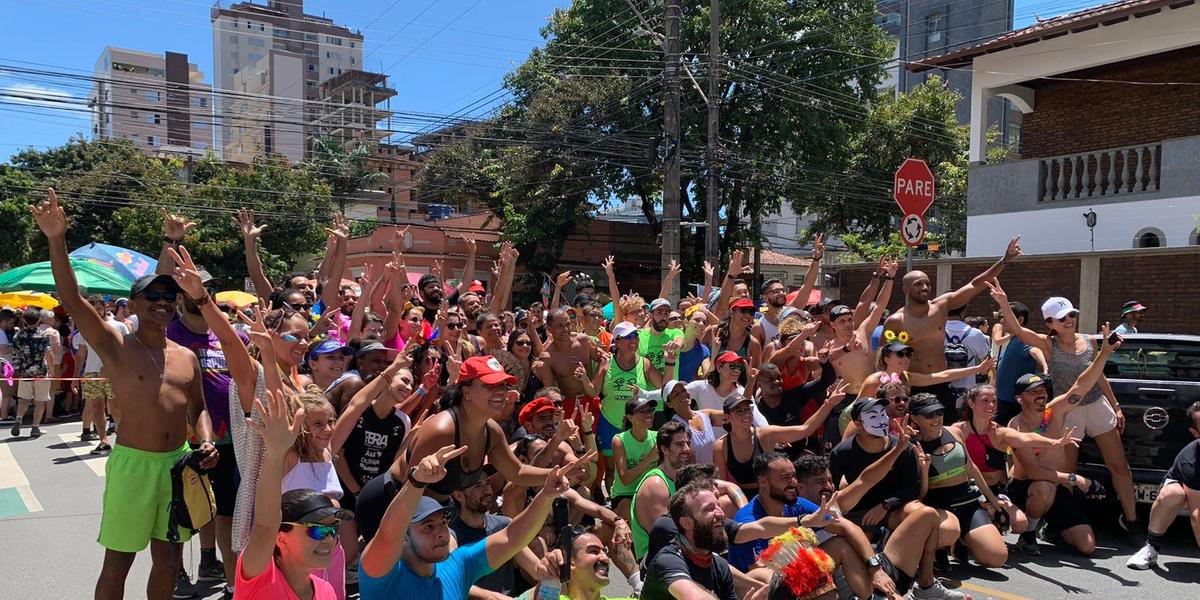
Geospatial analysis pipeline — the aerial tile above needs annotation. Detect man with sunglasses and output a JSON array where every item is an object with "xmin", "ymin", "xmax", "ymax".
[
  {"xmin": 884, "ymin": 236, "xmax": 1021, "ymax": 422},
  {"xmin": 33, "ymin": 189, "xmax": 219, "ymax": 600}
]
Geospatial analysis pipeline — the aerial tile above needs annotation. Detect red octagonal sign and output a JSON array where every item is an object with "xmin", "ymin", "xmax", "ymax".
[{"xmin": 894, "ymin": 158, "xmax": 936, "ymax": 217}]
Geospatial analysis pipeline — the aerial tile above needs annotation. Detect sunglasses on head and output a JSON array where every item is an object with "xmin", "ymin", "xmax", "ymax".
[
  {"xmin": 1046, "ymin": 311, "xmax": 1079, "ymax": 323},
  {"xmin": 140, "ymin": 290, "xmax": 178, "ymax": 303},
  {"xmin": 282, "ymin": 522, "xmax": 339, "ymax": 541}
]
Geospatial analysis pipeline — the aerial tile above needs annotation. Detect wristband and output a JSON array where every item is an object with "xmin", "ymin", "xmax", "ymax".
[
  {"xmin": 190, "ymin": 293, "xmax": 211, "ymax": 306},
  {"xmin": 165, "ymin": 238, "xmax": 181, "ymax": 246},
  {"xmin": 407, "ymin": 466, "xmax": 429, "ymax": 488},
  {"xmin": 665, "ymin": 362, "xmax": 676, "ymax": 366},
  {"xmin": 582, "ymin": 430, "xmax": 594, "ymax": 435}
]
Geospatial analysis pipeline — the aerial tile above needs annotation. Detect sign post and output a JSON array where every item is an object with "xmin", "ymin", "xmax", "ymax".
[{"xmin": 893, "ymin": 158, "xmax": 936, "ymax": 271}]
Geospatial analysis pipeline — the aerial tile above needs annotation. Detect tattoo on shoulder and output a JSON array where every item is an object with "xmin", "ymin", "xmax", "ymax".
[{"xmin": 1067, "ymin": 393, "xmax": 1082, "ymax": 405}]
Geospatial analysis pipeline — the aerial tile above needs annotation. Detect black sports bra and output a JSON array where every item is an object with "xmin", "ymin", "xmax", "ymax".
[
  {"xmin": 406, "ymin": 407, "xmax": 493, "ymax": 496},
  {"xmin": 726, "ymin": 427, "xmax": 764, "ymax": 490}
]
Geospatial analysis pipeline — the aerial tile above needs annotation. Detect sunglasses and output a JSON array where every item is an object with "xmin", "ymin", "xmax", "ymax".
[
  {"xmin": 141, "ymin": 290, "xmax": 178, "ymax": 303},
  {"xmin": 722, "ymin": 362, "xmax": 745, "ymax": 371},
  {"xmin": 282, "ymin": 522, "xmax": 339, "ymax": 541},
  {"xmin": 1045, "ymin": 311, "xmax": 1079, "ymax": 323},
  {"xmin": 668, "ymin": 316, "xmax": 683, "ymax": 321},
  {"xmin": 891, "ymin": 349, "xmax": 914, "ymax": 358},
  {"xmin": 279, "ymin": 333, "xmax": 304, "ymax": 344},
  {"xmin": 513, "ymin": 340, "xmax": 533, "ymax": 347},
  {"xmin": 891, "ymin": 396, "xmax": 910, "ymax": 403},
  {"xmin": 446, "ymin": 322, "xmax": 465, "ymax": 329},
  {"xmin": 923, "ymin": 409, "xmax": 945, "ymax": 419},
  {"xmin": 734, "ymin": 307, "xmax": 757, "ymax": 315}
]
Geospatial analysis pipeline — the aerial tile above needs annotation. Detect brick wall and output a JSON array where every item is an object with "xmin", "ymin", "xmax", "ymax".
[
  {"xmin": 1021, "ymin": 46, "xmax": 1200, "ymax": 159},
  {"xmin": 830, "ymin": 247, "xmax": 1200, "ymax": 335}
]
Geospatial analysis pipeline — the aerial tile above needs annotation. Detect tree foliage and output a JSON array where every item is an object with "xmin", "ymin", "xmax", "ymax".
[
  {"xmin": 0, "ymin": 165, "xmax": 36, "ymax": 267},
  {"xmin": 306, "ymin": 137, "xmax": 385, "ymax": 212}
]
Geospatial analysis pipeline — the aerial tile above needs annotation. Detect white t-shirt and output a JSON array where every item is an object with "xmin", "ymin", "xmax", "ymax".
[
  {"xmin": 0, "ymin": 329, "xmax": 11, "ymax": 358},
  {"xmin": 74, "ymin": 318, "xmax": 130, "ymax": 375},
  {"xmin": 685, "ymin": 380, "xmax": 768, "ymax": 427},
  {"xmin": 944, "ymin": 320, "xmax": 991, "ymax": 389}
]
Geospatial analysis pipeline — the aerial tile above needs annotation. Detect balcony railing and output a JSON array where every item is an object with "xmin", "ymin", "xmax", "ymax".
[{"xmin": 1038, "ymin": 144, "xmax": 1161, "ymax": 202}]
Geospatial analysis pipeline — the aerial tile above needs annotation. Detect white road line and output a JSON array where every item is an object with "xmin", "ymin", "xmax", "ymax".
[
  {"xmin": 56, "ymin": 433, "xmax": 107, "ymax": 477},
  {"xmin": 0, "ymin": 442, "xmax": 43, "ymax": 513}
]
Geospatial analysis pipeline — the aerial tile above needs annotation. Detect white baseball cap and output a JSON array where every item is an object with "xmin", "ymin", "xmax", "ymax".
[{"xmin": 1041, "ymin": 297, "xmax": 1077, "ymax": 321}]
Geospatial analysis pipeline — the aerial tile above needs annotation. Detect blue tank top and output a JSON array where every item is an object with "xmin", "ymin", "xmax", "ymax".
[{"xmin": 995, "ymin": 338, "xmax": 1036, "ymax": 403}]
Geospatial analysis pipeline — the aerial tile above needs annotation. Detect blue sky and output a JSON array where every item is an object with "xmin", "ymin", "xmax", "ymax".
[{"xmin": 0, "ymin": 0, "xmax": 1101, "ymax": 161}]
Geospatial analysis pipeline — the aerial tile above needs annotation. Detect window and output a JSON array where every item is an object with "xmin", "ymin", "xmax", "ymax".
[
  {"xmin": 147, "ymin": 135, "xmax": 158, "ymax": 146},
  {"xmin": 327, "ymin": 36, "xmax": 342, "ymax": 46},
  {"xmin": 145, "ymin": 90, "xmax": 161, "ymax": 102},
  {"xmin": 146, "ymin": 113, "xmax": 160, "ymax": 125},
  {"xmin": 273, "ymin": 42, "xmax": 287, "ymax": 50},
  {"xmin": 305, "ymin": 49, "xmax": 317, "ymax": 57},
  {"xmin": 192, "ymin": 96, "xmax": 208, "ymax": 108},
  {"xmin": 926, "ymin": 14, "xmax": 943, "ymax": 45},
  {"xmin": 248, "ymin": 37, "xmax": 265, "ymax": 48},
  {"xmin": 130, "ymin": 87, "xmax": 138, "ymax": 95},
  {"xmin": 329, "ymin": 67, "xmax": 335, "ymax": 74},
  {"xmin": 304, "ymin": 33, "xmax": 318, "ymax": 42},
  {"xmin": 194, "ymin": 120, "xmax": 208, "ymax": 130},
  {"xmin": 308, "ymin": 63, "xmax": 316, "ymax": 72},
  {"xmin": 130, "ymin": 110, "xmax": 138, "ymax": 118},
  {"xmin": 350, "ymin": 57, "xmax": 355, "ymax": 65},
  {"xmin": 1105, "ymin": 340, "xmax": 1200, "ymax": 382},
  {"xmin": 1136, "ymin": 230, "xmax": 1163, "ymax": 248},
  {"xmin": 149, "ymin": 68, "xmax": 165, "ymax": 78}
]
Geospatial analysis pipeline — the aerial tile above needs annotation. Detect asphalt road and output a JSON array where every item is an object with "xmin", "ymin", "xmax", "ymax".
[{"xmin": 1, "ymin": 419, "xmax": 1196, "ymax": 599}]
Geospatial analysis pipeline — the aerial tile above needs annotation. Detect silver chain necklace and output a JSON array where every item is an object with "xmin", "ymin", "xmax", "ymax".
[{"xmin": 131, "ymin": 334, "xmax": 166, "ymax": 381}]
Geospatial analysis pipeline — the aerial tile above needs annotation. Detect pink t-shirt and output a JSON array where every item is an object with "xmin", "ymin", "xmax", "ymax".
[{"xmin": 234, "ymin": 553, "xmax": 337, "ymax": 600}]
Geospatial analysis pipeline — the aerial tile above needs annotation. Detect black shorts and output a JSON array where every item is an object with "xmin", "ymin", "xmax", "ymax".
[
  {"xmin": 1007, "ymin": 478, "xmax": 1088, "ymax": 533},
  {"xmin": 910, "ymin": 383, "xmax": 961, "ymax": 423},
  {"xmin": 926, "ymin": 484, "xmax": 992, "ymax": 534},
  {"xmin": 878, "ymin": 551, "xmax": 915, "ymax": 595},
  {"xmin": 202, "ymin": 443, "xmax": 238, "ymax": 517}
]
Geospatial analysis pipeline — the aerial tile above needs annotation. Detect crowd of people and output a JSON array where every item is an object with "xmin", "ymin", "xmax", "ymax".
[{"xmin": 3, "ymin": 187, "xmax": 1197, "ymax": 600}]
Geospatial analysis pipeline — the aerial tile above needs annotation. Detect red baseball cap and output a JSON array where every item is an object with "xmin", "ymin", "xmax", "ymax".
[
  {"xmin": 715, "ymin": 351, "xmax": 745, "ymax": 365},
  {"xmin": 730, "ymin": 298, "xmax": 755, "ymax": 310},
  {"xmin": 518, "ymin": 397, "xmax": 557, "ymax": 425},
  {"xmin": 459, "ymin": 355, "xmax": 518, "ymax": 386},
  {"xmin": 468, "ymin": 280, "xmax": 486, "ymax": 293}
]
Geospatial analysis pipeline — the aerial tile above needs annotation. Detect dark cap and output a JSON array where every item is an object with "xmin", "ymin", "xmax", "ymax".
[
  {"xmin": 849, "ymin": 397, "xmax": 890, "ymax": 421},
  {"xmin": 882, "ymin": 340, "xmax": 912, "ymax": 354},
  {"xmin": 355, "ymin": 341, "xmax": 399, "ymax": 359},
  {"xmin": 130, "ymin": 274, "xmax": 182, "ymax": 298},
  {"xmin": 411, "ymin": 496, "xmax": 457, "ymax": 523},
  {"xmin": 908, "ymin": 395, "xmax": 944, "ymax": 417},
  {"xmin": 723, "ymin": 394, "xmax": 754, "ymax": 412},
  {"xmin": 418, "ymin": 273, "xmax": 442, "ymax": 292},
  {"xmin": 196, "ymin": 268, "xmax": 223, "ymax": 288},
  {"xmin": 626, "ymin": 393, "xmax": 657, "ymax": 416},
  {"xmin": 281, "ymin": 489, "xmax": 354, "ymax": 524},
  {"xmin": 813, "ymin": 297, "xmax": 839, "ymax": 312},
  {"xmin": 829, "ymin": 304, "xmax": 853, "ymax": 319},
  {"xmin": 1014, "ymin": 373, "xmax": 1052, "ymax": 395}
]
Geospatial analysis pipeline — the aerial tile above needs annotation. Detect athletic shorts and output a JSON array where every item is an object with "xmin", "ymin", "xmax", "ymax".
[
  {"xmin": 926, "ymin": 484, "xmax": 992, "ymax": 534},
  {"xmin": 98, "ymin": 442, "xmax": 192, "ymax": 552},
  {"xmin": 1165, "ymin": 441, "xmax": 1199, "ymax": 490},
  {"xmin": 1064, "ymin": 400, "xmax": 1118, "ymax": 440},
  {"xmin": 562, "ymin": 395, "xmax": 601, "ymax": 429},
  {"xmin": 597, "ymin": 415, "xmax": 621, "ymax": 456},
  {"xmin": 197, "ymin": 442, "xmax": 238, "ymax": 517},
  {"xmin": 17, "ymin": 379, "xmax": 51, "ymax": 402},
  {"xmin": 1006, "ymin": 478, "xmax": 1088, "ymax": 534},
  {"xmin": 81, "ymin": 374, "xmax": 114, "ymax": 402},
  {"xmin": 877, "ymin": 551, "xmax": 915, "ymax": 595}
]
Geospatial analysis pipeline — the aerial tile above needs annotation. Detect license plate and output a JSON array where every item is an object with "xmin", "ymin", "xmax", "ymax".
[{"xmin": 1134, "ymin": 483, "xmax": 1161, "ymax": 503}]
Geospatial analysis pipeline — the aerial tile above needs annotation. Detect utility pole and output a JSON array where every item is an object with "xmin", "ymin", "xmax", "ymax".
[
  {"xmin": 661, "ymin": 0, "xmax": 682, "ymax": 301},
  {"xmin": 704, "ymin": 0, "xmax": 721, "ymax": 268}
]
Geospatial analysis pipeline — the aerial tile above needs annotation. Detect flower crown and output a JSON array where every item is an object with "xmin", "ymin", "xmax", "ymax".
[
  {"xmin": 756, "ymin": 527, "xmax": 837, "ymax": 600},
  {"xmin": 882, "ymin": 330, "xmax": 911, "ymax": 344}
]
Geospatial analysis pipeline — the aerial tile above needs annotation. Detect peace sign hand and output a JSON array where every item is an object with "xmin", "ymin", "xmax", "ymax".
[
  {"xmin": 1055, "ymin": 426, "xmax": 1080, "ymax": 448},
  {"xmin": 552, "ymin": 451, "xmax": 597, "ymax": 491},
  {"xmin": 411, "ymin": 445, "xmax": 470, "ymax": 486},
  {"xmin": 30, "ymin": 188, "xmax": 67, "ymax": 238},
  {"xmin": 247, "ymin": 388, "xmax": 303, "ymax": 454},
  {"xmin": 241, "ymin": 304, "xmax": 273, "ymax": 352},
  {"xmin": 166, "ymin": 245, "xmax": 206, "ymax": 299},
  {"xmin": 984, "ymin": 279, "xmax": 1008, "ymax": 305},
  {"xmin": 824, "ymin": 379, "xmax": 848, "ymax": 407}
]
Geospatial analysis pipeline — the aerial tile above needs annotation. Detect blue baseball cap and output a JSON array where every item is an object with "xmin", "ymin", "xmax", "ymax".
[{"xmin": 307, "ymin": 339, "xmax": 353, "ymax": 359}]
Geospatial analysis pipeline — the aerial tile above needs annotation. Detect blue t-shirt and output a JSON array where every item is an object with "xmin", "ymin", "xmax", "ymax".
[
  {"xmin": 727, "ymin": 495, "xmax": 819, "ymax": 572},
  {"xmin": 677, "ymin": 343, "xmax": 711, "ymax": 383},
  {"xmin": 995, "ymin": 338, "xmax": 1037, "ymax": 404},
  {"xmin": 359, "ymin": 538, "xmax": 494, "ymax": 600}
]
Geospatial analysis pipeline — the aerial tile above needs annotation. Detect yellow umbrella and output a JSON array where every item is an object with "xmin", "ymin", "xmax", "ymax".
[
  {"xmin": 0, "ymin": 291, "xmax": 60, "ymax": 310},
  {"xmin": 215, "ymin": 290, "xmax": 258, "ymax": 308}
]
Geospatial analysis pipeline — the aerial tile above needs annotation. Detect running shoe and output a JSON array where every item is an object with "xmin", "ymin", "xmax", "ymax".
[
  {"xmin": 90, "ymin": 442, "xmax": 112, "ymax": 455},
  {"xmin": 197, "ymin": 557, "xmax": 226, "ymax": 582},
  {"xmin": 1126, "ymin": 544, "xmax": 1158, "ymax": 570},
  {"xmin": 933, "ymin": 549, "xmax": 952, "ymax": 574},
  {"xmin": 10, "ymin": 421, "xmax": 19, "ymax": 437},
  {"xmin": 30, "ymin": 426, "xmax": 42, "ymax": 437},
  {"xmin": 1016, "ymin": 531, "xmax": 1041, "ymax": 556},
  {"xmin": 80, "ymin": 430, "xmax": 96, "ymax": 441},
  {"xmin": 910, "ymin": 579, "xmax": 972, "ymax": 600},
  {"xmin": 173, "ymin": 567, "xmax": 200, "ymax": 599},
  {"xmin": 1119, "ymin": 514, "xmax": 1147, "ymax": 546}
]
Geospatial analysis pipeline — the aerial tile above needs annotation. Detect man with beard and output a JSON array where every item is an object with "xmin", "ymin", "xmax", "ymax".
[
  {"xmin": 631, "ymin": 421, "xmax": 693, "ymax": 561},
  {"xmin": 829, "ymin": 257, "xmax": 896, "ymax": 399},
  {"xmin": 33, "ymin": 189, "xmax": 218, "ymax": 600},
  {"xmin": 450, "ymin": 469, "xmax": 524, "ymax": 599},
  {"xmin": 458, "ymin": 291, "xmax": 486, "ymax": 338},
  {"xmin": 883, "ymin": 237, "xmax": 1020, "ymax": 419},
  {"xmin": 640, "ymin": 299, "xmax": 684, "ymax": 380},
  {"xmin": 1005, "ymin": 329, "xmax": 1118, "ymax": 557},
  {"xmin": 751, "ymin": 239, "xmax": 824, "ymax": 348},
  {"xmin": 418, "ymin": 273, "xmax": 446, "ymax": 327},
  {"xmin": 641, "ymin": 483, "xmax": 737, "ymax": 600},
  {"xmin": 534, "ymin": 309, "xmax": 604, "ymax": 431},
  {"xmin": 517, "ymin": 396, "xmax": 590, "ymax": 476}
]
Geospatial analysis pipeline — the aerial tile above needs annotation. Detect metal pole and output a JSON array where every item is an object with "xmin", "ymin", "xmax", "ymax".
[
  {"xmin": 906, "ymin": 247, "xmax": 913, "ymax": 272},
  {"xmin": 662, "ymin": 0, "xmax": 682, "ymax": 302},
  {"xmin": 704, "ymin": 0, "xmax": 721, "ymax": 267}
]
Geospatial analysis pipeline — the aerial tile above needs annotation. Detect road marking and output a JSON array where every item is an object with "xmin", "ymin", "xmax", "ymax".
[
  {"xmin": 959, "ymin": 581, "xmax": 1032, "ymax": 600},
  {"xmin": 56, "ymin": 433, "xmax": 108, "ymax": 477},
  {"xmin": 0, "ymin": 443, "xmax": 43, "ymax": 515}
]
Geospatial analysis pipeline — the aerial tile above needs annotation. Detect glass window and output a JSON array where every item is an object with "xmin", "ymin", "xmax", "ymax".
[
  {"xmin": 308, "ymin": 63, "xmax": 316, "ymax": 71},
  {"xmin": 1138, "ymin": 232, "xmax": 1162, "ymax": 248},
  {"xmin": 926, "ymin": 14, "xmax": 943, "ymax": 45},
  {"xmin": 145, "ymin": 90, "xmax": 161, "ymax": 102},
  {"xmin": 147, "ymin": 135, "xmax": 158, "ymax": 146},
  {"xmin": 1106, "ymin": 341, "xmax": 1200, "ymax": 382},
  {"xmin": 304, "ymin": 33, "xmax": 318, "ymax": 41}
]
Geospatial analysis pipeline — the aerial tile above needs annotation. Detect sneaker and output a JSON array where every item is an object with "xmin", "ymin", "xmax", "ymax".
[
  {"xmin": 197, "ymin": 557, "xmax": 226, "ymax": 582},
  {"xmin": 221, "ymin": 585, "xmax": 234, "ymax": 600},
  {"xmin": 174, "ymin": 567, "xmax": 200, "ymax": 599},
  {"xmin": 1126, "ymin": 543, "xmax": 1158, "ymax": 570},
  {"xmin": 1119, "ymin": 514, "xmax": 1147, "ymax": 546},
  {"xmin": 30, "ymin": 426, "xmax": 42, "ymax": 438},
  {"xmin": 933, "ymin": 549, "xmax": 952, "ymax": 573},
  {"xmin": 910, "ymin": 579, "xmax": 972, "ymax": 600},
  {"xmin": 10, "ymin": 421, "xmax": 19, "ymax": 437},
  {"xmin": 1017, "ymin": 532, "xmax": 1042, "ymax": 556},
  {"xmin": 80, "ymin": 430, "xmax": 95, "ymax": 441},
  {"xmin": 90, "ymin": 442, "xmax": 112, "ymax": 455}
]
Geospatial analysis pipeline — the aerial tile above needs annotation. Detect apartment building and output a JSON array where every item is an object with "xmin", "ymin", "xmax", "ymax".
[
  {"xmin": 89, "ymin": 47, "xmax": 212, "ymax": 154},
  {"xmin": 210, "ymin": 0, "xmax": 363, "ymax": 159}
]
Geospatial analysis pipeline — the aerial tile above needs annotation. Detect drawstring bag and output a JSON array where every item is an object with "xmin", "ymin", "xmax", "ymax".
[{"xmin": 167, "ymin": 450, "xmax": 217, "ymax": 543}]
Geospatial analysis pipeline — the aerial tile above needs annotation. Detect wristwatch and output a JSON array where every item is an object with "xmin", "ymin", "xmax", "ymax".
[
  {"xmin": 1067, "ymin": 473, "xmax": 1078, "ymax": 488},
  {"xmin": 866, "ymin": 554, "xmax": 882, "ymax": 569}
]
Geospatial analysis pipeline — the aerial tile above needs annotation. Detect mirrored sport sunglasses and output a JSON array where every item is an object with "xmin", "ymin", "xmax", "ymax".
[
  {"xmin": 279, "ymin": 333, "xmax": 305, "ymax": 344},
  {"xmin": 141, "ymin": 290, "xmax": 179, "ymax": 303},
  {"xmin": 1045, "ymin": 311, "xmax": 1079, "ymax": 323},
  {"xmin": 282, "ymin": 522, "xmax": 339, "ymax": 541}
]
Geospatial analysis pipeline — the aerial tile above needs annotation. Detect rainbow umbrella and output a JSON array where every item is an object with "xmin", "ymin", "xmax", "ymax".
[
  {"xmin": 0, "ymin": 259, "xmax": 134, "ymax": 296},
  {"xmin": 70, "ymin": 242, "xmax": 157, "ymax": 282}
]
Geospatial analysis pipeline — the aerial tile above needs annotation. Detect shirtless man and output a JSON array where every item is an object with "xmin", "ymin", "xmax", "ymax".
[
  {"xmin": 1006, "ymin": 325, "xmax": 1118, "ymax": 556},
  {"xmin": 751, "ymin": 236, "xmax": 824, "ymax": 348},
  {"xmin": 534, "ymin": 309, "xmax": 604, "ymax": 426},
  {"xmin": 829, "ymin": 257, "xmax": 897, "ymax": 397},
  {"xmin": 33, "ymin": 189, "xmax": 218, "ymax": 600},
  {"xmin": 884, "ymin": 237, "xmax": 1020, "ymax": 422}
]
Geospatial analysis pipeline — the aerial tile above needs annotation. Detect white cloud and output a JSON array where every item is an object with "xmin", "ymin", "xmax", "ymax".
[{"xmin": 0, "ymin": 82, "xmax": 79, "ymax": 110}]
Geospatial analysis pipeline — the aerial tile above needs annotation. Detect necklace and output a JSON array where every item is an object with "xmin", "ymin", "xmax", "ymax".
[{"xmin": 131, "ymin": 333, "xmax": 166, "ymax": 381}]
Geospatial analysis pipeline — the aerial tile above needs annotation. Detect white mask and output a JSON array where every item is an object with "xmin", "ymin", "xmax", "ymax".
[{"xmin": 861, "ymin": 406, "xmax": 890, "ymax": 438}]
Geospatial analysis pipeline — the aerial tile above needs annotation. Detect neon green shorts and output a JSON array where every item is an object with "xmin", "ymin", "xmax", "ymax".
[{"xmin": 98, "ymin": 442, "xmax": 191, "ymax": 552}]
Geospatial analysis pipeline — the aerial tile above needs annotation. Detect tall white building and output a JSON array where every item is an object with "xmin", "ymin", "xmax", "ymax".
[
  {"xmin": 210, "ymin": 0, "xmax": 363, "ymax": 160},
  {"xmin": 89, "ymin": 47, "xmax": 212, "ymax": 155}
]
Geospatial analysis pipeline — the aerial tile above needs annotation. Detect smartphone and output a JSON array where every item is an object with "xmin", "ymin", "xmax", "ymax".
[
  {"xmin": 552, "ymin": 497, "xmax": 572, "ymax": 583},
  {"xmin": 1107, "ymin": 331, "xmax": 1121, "ymax": 345}
]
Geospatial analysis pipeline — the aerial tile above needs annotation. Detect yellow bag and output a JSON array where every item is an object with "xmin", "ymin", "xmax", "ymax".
[{"xmin": 167, "ymin": 451, "xmax": 217, "ymax": 543}]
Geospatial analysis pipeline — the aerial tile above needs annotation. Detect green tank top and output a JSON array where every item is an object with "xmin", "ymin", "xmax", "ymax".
[
  {"xmin": 601, "ymin": 354, "xmax": 649, "ymax": 427},
  {"xmin": 923, "ymin": 429, "xmax": 968, "ymax": 486},
  {"xmin": 630, "ymin": 467, "xmax": 675, "ymax": 560},
  {"xmin": 610, "ymin": 429, "xmax": 658, "ymax": 498}
]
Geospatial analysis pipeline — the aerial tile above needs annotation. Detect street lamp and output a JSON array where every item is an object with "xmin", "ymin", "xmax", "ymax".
[{"xmin": 1083, "ymin": 209, "xmax": 1097, "ymax": 251}]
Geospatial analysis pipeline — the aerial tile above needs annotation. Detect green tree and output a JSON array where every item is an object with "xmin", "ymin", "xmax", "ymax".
[
  {"xmin": 307, "ymin": 137, "xmax": 385, "ymax": 213},
  {"xmin": 0, "ymin": 165, "xmax": 35, "ymax": 267}
]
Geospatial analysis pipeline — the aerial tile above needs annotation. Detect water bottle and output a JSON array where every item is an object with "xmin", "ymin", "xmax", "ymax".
[{"xmin": 534, "ymin": 579, "xmax": 562, "ymax": 600}]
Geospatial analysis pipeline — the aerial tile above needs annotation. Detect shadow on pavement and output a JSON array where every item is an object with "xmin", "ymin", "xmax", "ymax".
[{"xmin": 1155, "ymin": 561, "xmax": 1200, "ymax": 584}]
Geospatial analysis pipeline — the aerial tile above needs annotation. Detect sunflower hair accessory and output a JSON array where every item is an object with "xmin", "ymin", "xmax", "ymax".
[{"xmin": 882, "ymin": 330, "xmax": 911, "ymax": 344}]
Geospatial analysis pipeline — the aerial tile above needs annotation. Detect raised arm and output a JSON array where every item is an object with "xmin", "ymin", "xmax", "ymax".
[
  {"xmin": 155, "ymin": 208, "xmax": 198, "ymax": 277},
  {"xmin": 985, "ymin": 279, "xmax": 1051, "ymax": 356},
  {"xmin": 349, "ymin": 265, "xmax": 377, "ymax": 339},
  {"xmin": 700, "ymin": 260, "xmax": 715, "ymax": 308},
  {"xmin": 485, "ymin": 464, "xmax": 573, "ymax": 569},
  {"xmin": 455, "ymin": 235, "xmax": 477, "ymax": 295},
  {"xmin": 30, "ymin": 189, "xmax": 120, "ymax": 361},
  {"xmin": 790, "ymin": 234, "xmax": 825, "ymax": 310},
  {"xmin": 236, "ymin": 209, "xmax": 274, "ymax": 303},
  {"xmin": 761, "ymin": 380, "xmax": 847, "ymax": 447},
  {"xmin": 856, "ymin": 256, "xmax": 897, "ymax": 335},
  {"xmin": 714, "ymin": 249, "xmax": 749, "ymax": 319},
  {"xmin": 832, "ymin": 421, "xmax": 915, "ymax": 512},
  {"xmin": 382, "ymin": 238, "xmax": 410, "ymax": 340},
  {"xmin": 906, "ymin": 356, "xmax": 994, "ymax": 387},
  {"xmin": 942, "ymin": 236, "xmax": 1021, "ymax": 310},
  {"xmin": 657, "ymin": 259, "xmax": 681, "ymax": 302},
  {"xmin": 319, "ymin": 213, "xmax": 350, "ymax": 310},
  {"xmin": 851, "ymin": 254, "xmax": 885, "ymax": 324},
  {"xmin": 603, "ymin": 255, "xmax": 622, "ymax": 325},
  {"xmin": 330, "ymin": 352, "xmax": 408, "ymax": 455},
  {"xmin": 1049, "ymin": 324, "xmax": 1120, "ymax": 411},
  {"xmin": 240, "ymin": 388, "xmax": 304, "ymax": 579}
]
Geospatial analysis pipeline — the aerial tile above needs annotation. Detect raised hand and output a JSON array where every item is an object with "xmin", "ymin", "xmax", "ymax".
[
  {"xmin": 602, "ymin": 255, "xmax": 615, "ymax": 274},
  {"xmin": 554, "ymin": 408, "xmax": 580, "ymax": 442},
  {"xmin": 421, "ymin": 362, "xmax": 441, "ymax": 391},
  {"xmin": 246, "ymin": 388, "xmax": 303, "ymax": 453},
  {"xmin": 1004, "ymin": 236, "xmax": 1022, "ymax": 261},
  {"xmin": 162, "ymin": 208, "xmax": 198, "ymax": 242},
  {"xmin": 166, "ymin": 245, "xmax": 206, "ymax": 299},
  {"xmin": 975, "ymin": 355, "xmax": 996, "ymax": 374},
  {"xmin": 391, "ymin": 227, "xmax": 410, "ymax": 254},
  {"xmin": 411, "ymin": 445, "xmax": 470, "ymax": 485},
  {"xmin": 554, "ymin": 451, "xmax": 596, "ymax": 491},
  {"xmin": 1100, "ymin": 321, "xmax": 1122, "ymax": 352},
  {"xmin": 555, "ymin": 271, "xmax": 573, "ymax": 289},
  {"xmin": 666, "ymin": 259, "xmax": 681, "ymax": 279},
  {"xmin": 702, "ymin": 260, "xmax": 715, "ymax": 281},
  {"xmin": 811, "ymin": 233, "xmax": 826, "ymax": 261},
  {"xmin": 30, "ymin": 188, "xmax": 67, "ymax": 238},
  {"xmin": 461, "ymin": 234, "xmax": 476, "ymax": 254},
  {"xmin": 242, "ymin": 304, "xmax": 274, "ymax": 353},
  {"xmin": 984, "ymin": 279, "xmax": 1008, "ymax": 305},
  {"xmin": 579, "ymin": 401, "xmax": 595, "ymax": 435},
  {"xmin": 824, "ymin": 379, "xmax": 848, "ymax": 407},
  {"xmin": 1055, "ymin": 426, "xmax": 1081, "ymax": 448},
  {"xmin": 236, "ymin": 208, "xmax": 267, "ymax": 240}
]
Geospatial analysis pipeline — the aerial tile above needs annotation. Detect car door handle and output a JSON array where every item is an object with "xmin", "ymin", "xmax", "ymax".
[{"xmin": 1136, "ymin": 387, "xmax": 1176, "ymax": 398}]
